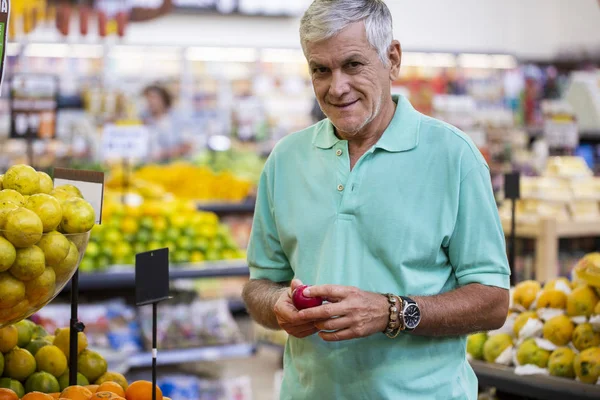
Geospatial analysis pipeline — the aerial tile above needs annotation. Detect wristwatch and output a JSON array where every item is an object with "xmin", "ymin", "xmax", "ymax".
[{"xmin": 399, "ymin": 296, "xmax": 421, "ymax": 331}]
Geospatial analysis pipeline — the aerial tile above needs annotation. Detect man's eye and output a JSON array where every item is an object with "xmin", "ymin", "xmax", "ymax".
[
  {"xmin": 313, "ymin": 67, "xmax": 328, "ymax": 74},
  {"xmin": 348, "ymin": 62, "xmax": 362, "ymax": 68}
]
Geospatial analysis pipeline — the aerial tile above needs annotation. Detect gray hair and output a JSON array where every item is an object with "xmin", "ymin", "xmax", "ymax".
[{"xmin": 300, "ymin": 0, "xmax": 394, "ymax": 65}]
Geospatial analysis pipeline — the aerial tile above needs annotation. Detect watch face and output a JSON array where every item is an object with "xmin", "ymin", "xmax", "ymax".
[{"xmin": 404, "ymin": 304, "xmax": 421, "ymax": 329}]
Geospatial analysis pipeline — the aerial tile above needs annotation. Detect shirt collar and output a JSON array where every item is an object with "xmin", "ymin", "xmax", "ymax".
[{"xmin": 312, "ymin": 95, "xmax": 421, "ymax": 152}]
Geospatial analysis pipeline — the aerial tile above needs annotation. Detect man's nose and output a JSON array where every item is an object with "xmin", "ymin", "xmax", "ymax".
[{"xmin": 328, "ymin": 70, "xmax": 350, "ymax": 98}]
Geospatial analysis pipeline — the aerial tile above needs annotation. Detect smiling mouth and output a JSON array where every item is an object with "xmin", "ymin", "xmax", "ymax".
[{"xmin": 331, "ymin": 100, "xmax": 358, "ymax": 108}]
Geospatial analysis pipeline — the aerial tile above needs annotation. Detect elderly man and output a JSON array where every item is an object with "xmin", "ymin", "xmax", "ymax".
[{"xmin": 242, "ymin": 0, "xmax": 510, "ymax": 398}]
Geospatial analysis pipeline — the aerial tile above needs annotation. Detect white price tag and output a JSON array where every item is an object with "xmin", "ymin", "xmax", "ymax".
[
  {"xmin": 102, "ymin": 124, "xmax": 149, "ymax": 160},
  {"xmin": 543, "ymin": 120, "xmax": 579, "ymax": 148}
]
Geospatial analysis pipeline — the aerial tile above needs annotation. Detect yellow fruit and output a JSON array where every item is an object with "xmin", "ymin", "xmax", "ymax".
[
  {"xmin": 36, "ymin": 345, "xmax": 67, "ymax": 377},
  {"xmin": 54, "ymin": 185, "xmax": 83, "ymax": 199},
  {"xmin": 77, "ymin": 350, "xmax": 107, "ymax": 382},
  {"xmin": 548, "ymin": 347, "xmax": 576, "ymax": 378},
  {"xmin": 25, "ymin": 371, "xmax": 60, "ymax": 394},
  {"xmin": 513, "ymin": 280, "xmax": 542, "ymax": 310},
  {"xmin": 572, "ymin": 323, "xmax": 600, "ymax": 352},
  {"xmin": 0, "ymin": 378, "xmax": 25, "ymax": 398},
  {"xmin": 567, "ymin": 285, "xmax": 600, "ymax": 317},
  {"xmin": 0, "ymin": 191, "xmax": 25, "ymax": 207},
  {"xmin": 37, "ymin": 232, "xmax": 70, "ymax": 267},
  {"xmin": 517, "ymin": 338, "xmax": 551, "ymax": 368},
  {"xmin": 0, "ymin": 299, "xmax": 30, "ymax": 324},
  {"xmin": 4, "ymin": 347, "xmax": 36, "ymax": 381},
  {"xmin": 3, "ymin": 208, "xmax": 43, "ymax": 248},
  {"xmin": 37, "ymin": 173, "xmax": 54, "ymax": 194},
  {"xmin": 10, "ymin": 245, "xmax": 45, "ymax": 281},
  {"xmin": 60, "ymin": 198, "xmax": 95, "ymax": 234},
  {"xmin": 544, "ymin": 277, "xmax": 572, "ymax": 291},
  {"xmin": 483, "ymin": 333, "xmax": 513, "ymax": 363},
  {"xmin": 49, "ymin": 190, "xmax": 72, "ymax": 203},
  {"xmin": 0, "ymin": 237, "xmax": 16, "ymax": 273},
  {"xmin": 26, "ymin": 267, "xmax": 56, "ymax": 304},
  {"xmin": 2, "ymin": 165, "xmax": 40, "ymax": 196},
  {"xmin": 26, "ymin": 195, "xmax": 63, "ymax": 233},
  {"xmin": 0, "ymin": 325, "xmax": 18, "ymax": 353},
  {"xmin": 574, "ymin": 347, "xmax": 600, "ymax": 384},
  {"xmin": 94, "ymin": 372, "xmax": 128, "ymax": 391},
  {"xmin": 543, "ymin": 315, "xmax": 574, "ymax": 346},
  {"xmin": 513, "ymin": 311, "xmax": 538, "ymax": 336},
  {"xmin": 595, "ymin": 301, "xmax": 600, "ymax": 315},
  {"xmin": 574, "ymin": 253, "xmax": 600, "ymax": 288},
  {"xmin": 0, "ymin": 201, "xmax": 20, "ymax": 230},
  {"xmin": 52, "ymin": 242, "xmax": 79, "ymax": 279},
  {"xmin": 59, "ymin": 385, "xmax": 92, "ymax": 400},
  {"xmin": 0, "ymin": 272, "xmax": 26, "ymax": 309},
  {"xmin": 53, "ymin": 328, "xmax": 87, "ymax": 361},
  {"xmin": 466, "ymin": 332, "xmax": 488, "ymax": 360},
  {"xmin": 536, "ymin": 289, "xmax": 567, "ymax": 309},
  {"xmin": 58, "ymin": 370, "xmax": 89, "ymax": 391}
]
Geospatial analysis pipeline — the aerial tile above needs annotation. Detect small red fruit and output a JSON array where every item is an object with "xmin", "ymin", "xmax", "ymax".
[{"xmin": 292, "ymin": 285, "xmax": 323, "ymax": 310}]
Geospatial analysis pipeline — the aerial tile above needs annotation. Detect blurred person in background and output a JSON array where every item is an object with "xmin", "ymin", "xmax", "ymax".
[
  {"xmin": 243, "ymin": 0, "xmax": 510, "ymax": 399},
  {"xmin": 141, "ymin": 84, "xmax": 191, "ymax": 163}
]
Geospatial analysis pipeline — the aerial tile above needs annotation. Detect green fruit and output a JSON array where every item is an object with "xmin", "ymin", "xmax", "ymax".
[
  {"xmin": 0, "ymin": 378, "xmax": 25, "ymax": 398},
  {"xmin": 32, "ymin": 325, "xmax": 49, "ymax": 339},
  {"xmin": 24, "ymin": 371, "xmax": 60, "ymax": 394},
  {"xmin": 0, "ymin": 352, "xmax": 4, "ymax": 376},
  {"xmin": 0, "ymin": 237, "xmax": 16, "ymax": 273},
  {"xmin": 57, "ymin": 370, "xmax": 89, "ymax": 391},
  {"xmin": 3, "ymin": 347, "xmax": 36, "ymax": 381},
  {"xmin": 467, "ymin": 332, "xmax": 488, "ymax": 360},
  {"xmin": 25, "ymin": 338, "xmax": 52, "ymax": 356},
  {"xmin": 573, "ymin": 323, "xmax": 600, "ymax": 352},
  {"xmin": 548, "ymin": 347, "xmax": 576, "ymax": 378},
  {"xmin": 483, "ymin": 333, "xmax": 513, "ymax": 363},
  {"xmin": 517, "ymin": 339, "xmax": 551, "ymax": 368},
  {"xmin": 15, "ymin": 319, "xmax": 36, "ymax": 348}
]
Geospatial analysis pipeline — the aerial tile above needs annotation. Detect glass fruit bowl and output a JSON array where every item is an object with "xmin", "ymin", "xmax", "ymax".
[{"xmin": 0, "ymin": 229, "xmax": 90, "ymax": 327}]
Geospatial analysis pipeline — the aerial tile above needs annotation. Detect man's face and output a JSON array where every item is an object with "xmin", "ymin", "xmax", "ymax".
[{"xmin": 306, "ymin": 22, "xmax": 397, "ymax": 137}]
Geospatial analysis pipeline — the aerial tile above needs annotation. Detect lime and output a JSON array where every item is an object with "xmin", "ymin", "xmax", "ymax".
[
  {"xmin": 53, "ymin": 184, "xmax": 83, "ymax": 198},
  {"xmin": 59, "ymin": 198, "xmax": 95, "ymax": 234},
  {"xmin": 165, "ymin": 228, "xmax": 180, "ymax": 243},
  {"xmin": 84, "ymin": 242, "xmax": 100, "ymax": 259},
  {"xmin": 205, "ymin": 250, "xmax": 220, "ymax": 261},
  {"xmin": 0, "ymin": 325, "xmax": 18, "ymax": 353},
  {"xmin": 147, "ymin": 242, "xmax": 162, "ymax": 252},
  {"xmin": 35, "ymin": 345, "xmax": 67, "ymax": 377},
  {"xmin": 0, "ymin": 378, "xmax": 25, "ymax": 398},
  {"xmin": 96, "ymin": 256, "xmax": 111, "ymax": 270},
  {"xmin": 37, "ymin": 172, "xmax": 54, "ymax": 194},
  {"xmin": 190, "ymin": 251, "xmax": 205, "ymax": 263},
  {"xmin": 2, "ymin": 165, "xmax": 40, "ymax": 196},
  {"xmin": 25, "ymin": 194, "xmax": 63, "ymax": 233},
  {"xmin": 77, "ymin": 349, "xmax": 107, "ymax": 382},
  {"xmin": 0, "ymin": 237, "xmax": 16, "ymax": 273},
  {"xmin": 31, "ymin": 325, "xmax": 49, "ymax": 339},
  {"xmin": 193, "ymin": 237, "xmax": 209, "ymax": 252},
  {"xmin": 53, "ymin": 241, "xmax": 79, "ymax": 279},
  {"xmin": 15, "ymin": 319, "xmax": 36, "ymax": 348},
  {"xmin": 173, "ymin": 251, "xmax": 189, "ymax": 264},
  {"xmin": 25, "ymin": 338, "xmax": 51, "ymax": 356},
  {"xmin": 25, "ymin": 266, "xmax": 56, "ymax": 304},
  {"xmin": 4, "ymin": 347, "xmax": 36, "ymax": 381},
  {"xmin": 37, "ymin": 231, "xmax": 70, "ymax": 266},
  {"xmin": 149, "ymin": 231, "xmax": 165, "ymax": 243},
  {"xmin": 57, "ymin": 370, "xmax": 89, "ymax": 391},
  {"xmin": 135, "ymin": 230, "xmax": 152, "ymax": 243},
  {"xmin": 0, "ymin": 351, "xmax": 4, "ymax": 376},
  {"xmin": 176, "ymin": 236, "xmax": 193, "ymax": 252},
  {"xmin": 139, "ymin": 216, "xmax": 154, "ymax": 231},
  {"xmin": 103, "ymin": 229, "xmax": 121, "ymax": 244},
  {"xmin": 133, "ymin": 243, "xmax": 146, "ymax": 255},
  {"xmin": 0, "ymin": 273, "xmax": 26, "ymax": 309},
  {"xmin": 94, "ymin": 371, "xmax": 128, "ymax": 390},
  {"xmin": 112, "ymin": 243, "xmax": 132, "ymax": 260},
  {"xmin": 78, "ymin": 258, "xmax": 95, "ymax": 273},
  {"xmin": 3, "ymin": 208, "xmax": 43, "ymax": 248},
  {"xmin": 25, "ymin": 371, "xmax": 60, "ymax": 394},
  {"xmin": 10, "ymin": 245, "xmax": 45, "ymax": 281},
  {"xmin": 0, "ymin": 200, "xmax": 20, "ymax": 230}
]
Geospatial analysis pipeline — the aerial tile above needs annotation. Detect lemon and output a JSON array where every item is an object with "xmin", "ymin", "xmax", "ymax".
[
  {"xmin": 0, "ymin": 190, "xmax": 25, "ymax": 207},
  {"xmin": 60, "ymin": 198, "xmax": 95, "ymax": 234},
  {"xmin": 53, "ymin": 242, "xmax": 79, "ymax": 279},
  {"xmin": 0, "ymin": 237, "xmax": 16, "ymax": 273},
  {"xmin": 0, "ymin": 325, "xmax": 18, "ymax": 353},
  {"xmin": 3, "ymin": 208, "xmax": 43, "ymax": 248},
  {"xmin": 25, "ymin": 371, "xmax": 60, "ymax": 394},
  {"xmin": 49, "ymin": 189, "xmax": 72, "ymax": 203},
  {"xmin": 37, "ymin": 172, "xmax": 54, "ymax": 194},
  {"xmin": 567, "ymin": 285, "xmax": 600, "ymax": 317},
  {"xmin": 2, "ymin": 165, "xmax": 40, "ymax": 196},
  {"xmin": 25, "ymin": 267, "xmax": 56, "ymax": 304},
  {"xmin": 94, "ymin": 371, "xmax": 128, "ymax": 390},
  {"xmin": 77, "ymin": 349, "xmax": 107, "ymax": 382},
  {"xmin": 54, "ymin": 184, "xmax": 83, "ymax": 198},
  {"xmin": 4, "ymin": 347, "xmax": 36, "ymax": 381},
  {"xmin": 0, "ymin": 273, "xmax": 26, "ymax": 309},
  {"xmin": 10, "ymin": 246, "xmax": 45, "ymax": 281},
  {"xmin": 58, "ymin": 370, "xmax": 89, "ymax": 391},
  {"xmin": 0, "ymin": 201, "xmax": 20, "ymax": 230},
  {"xmin": 574, "ymin": 347, "xmax": 600, "ymax": 384},
  {"xmin": 53, "ymin": 328, "xmax": 87, "ymax": 361},
  {"xmin": 15, "ymin": 319, "xmax": 35, "ymax": 348},
  {"xmin": 36, "ymin": 231, "xmax": 70, "ymax": 267},
  {"xmin": 0, "ymin": 378, "xmax": 24, "ymax": 398},
  {"xmin": 35, "ymin": 345, "xmax": 67, "ymax": 377},
  {"xmin": 25, "ymin": 194, "xmax": 63, "ymax": 233}
]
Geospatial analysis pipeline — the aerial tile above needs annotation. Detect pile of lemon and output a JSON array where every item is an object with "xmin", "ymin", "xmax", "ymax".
[
  {"xmin": 0, "ymin": 165, "xmax": 95, "ymax": 324},
  {"xmin": 467, "ymin": 253, "xmax": 600, "ymax": 385}
]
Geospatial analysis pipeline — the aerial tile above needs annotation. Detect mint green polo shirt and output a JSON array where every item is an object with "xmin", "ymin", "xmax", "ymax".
[{"xmin": 248, "ymin": 95, "xmax": 510, "ymax": 400}]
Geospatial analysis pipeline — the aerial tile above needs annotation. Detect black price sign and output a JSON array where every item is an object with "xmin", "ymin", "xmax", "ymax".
[
  {"xmin": 135, "ymin": 248, "xmax": 171, "ymax": 306},
  {"xmin": 0, "ymin": 0, "xmax": 8, "ymax": 92},
  {"xmin": 10, "ymin": 74, "xmax": 58, "ymax": 140}
]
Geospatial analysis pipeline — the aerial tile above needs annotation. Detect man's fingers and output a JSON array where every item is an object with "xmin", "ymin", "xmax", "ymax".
[
  {"xmin": 297, "ymin": 301, "xmax": 346, "ymax": 320},
  {"xmin": 318, "ymin": 328, "xmax": 356, "ymax": 342},
  {"xmin": 314, "ymin": 317, "xmax": 352, "ymax": 332},
  {"xmin": 289, "ymin": 327, "xmax": 319, "ymax": 338},
  {"xmin": 303, "ymin": 284, "xmax": 352, "ymax": 300},
  {"xmin": 288, "ymin": 279, "xmax": 304, "ymax": 298}
]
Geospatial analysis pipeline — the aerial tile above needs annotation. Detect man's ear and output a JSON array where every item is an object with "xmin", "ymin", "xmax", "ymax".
[{"xmin": 388, "ymin": 40, "xmax": 402, "ymax": 81}]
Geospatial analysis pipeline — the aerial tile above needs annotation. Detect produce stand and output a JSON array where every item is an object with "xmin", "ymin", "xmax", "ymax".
[
  {"xmin": 501, "ymin": 218, "xmax": 600, "ymax": 282},
  {"xmin": 196, "ymin": 200, "xmax": 256, "ymax": 215},
  {"xmin": 471, "ymin": 360, "xmax": 600, "ymax": 400},
  {"xmin": 129, "ymin": 343, "xmax": 257, "ymax": 368}
]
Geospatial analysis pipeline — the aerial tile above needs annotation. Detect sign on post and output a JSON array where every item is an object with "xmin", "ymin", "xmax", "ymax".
[
  {"xmin": 102, "ymin": 124, "xmax": 150, "ymax": 161},
  {"xmin": 9, "ymin": 74, "xmax": 58, "ymax": 139},
  {"xmin": 0, "ymin": 0, "xmax": 9, "ymax": 93}
]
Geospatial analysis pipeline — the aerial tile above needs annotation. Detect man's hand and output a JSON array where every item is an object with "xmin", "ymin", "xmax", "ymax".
[
  {"xmin": 297, "ymin": 285, "xmax": 389, "ymax": 342},
  {"xmin": 273, "ymin": 279, "xmax": 321, "ymax": 338}
]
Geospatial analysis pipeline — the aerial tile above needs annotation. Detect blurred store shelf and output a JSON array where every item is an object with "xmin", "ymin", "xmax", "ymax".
[
  {"xmin": 129, "ymin": 343, "xmax": 257, "ymax": 368},
  {"xmin": 196, "ymin": 200, "xmax": 256, "ymax": 214},
  {"xmin": 470, "ymin": 360, "xmax": 600, "ymax": 400},
  {"xmin": 64, "ymin": 260, "xmax": 250, "ymax": 291}
]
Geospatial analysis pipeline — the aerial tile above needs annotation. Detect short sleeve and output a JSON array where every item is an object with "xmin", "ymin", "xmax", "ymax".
[
  {"xmin": 247, "ymin": 158, "xmax": 294, "ymax": 283},
  {"xmin": 448, "ymin": 163, "xmax": 511, "ymax": 289}
]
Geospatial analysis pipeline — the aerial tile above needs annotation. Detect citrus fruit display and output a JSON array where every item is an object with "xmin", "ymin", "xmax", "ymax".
[
  {"xmin": 125, "ymin": 381, "xmax": 163, "ymax": 400},
  {"xmin": 0, "ymin": 164, "xmax": 94, "ymax": 327},
  {"xmin": 0, "ymin": 388, "xmax": 18, "ymax": 400},
  {"xmin": 84, "ymin": 195, "xmax": 244, "ymax": 271}
]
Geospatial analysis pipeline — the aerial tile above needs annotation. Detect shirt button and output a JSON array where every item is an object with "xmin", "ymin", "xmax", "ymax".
[
  {"xmin": 336, "ymin": 149, "xmax": 343, "ymax": 156},
  {"xmin": 337, "ymin": 184, "xmax": 344, "ymax": 191}
]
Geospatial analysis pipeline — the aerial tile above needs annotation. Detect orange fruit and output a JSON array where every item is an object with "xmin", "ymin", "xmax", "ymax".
[
  {"xmin": 91, "ymin": 392, "xmax": 124, "ymax": 399},
  {"xmin": 21, "ymin": 393, "xmax": 54, "ymax": 400},
  {"xmin": 49, "ymin": 394, "xmax": 60, "ymax": 399},
  {"xmin": 59, "ymin": 385, "xmax": 92, "ymax": 400},
  {"xmin": 125, "ymin": 381, "xmax": 163, "ymax": 400},
  {"xmin": 97, "ymin": 382, "xmax": 124, "ymax": 397},
  {"xmin": 0, "ymin": 388, "xmax": 18, "ymax": 400},
  {"xmin": 94, "ymin": 372, "xmax": 128, "ymax": 391},
  {"xmin": 84, "ymin": 385, "xmax": 99, "ymax": 394}
]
